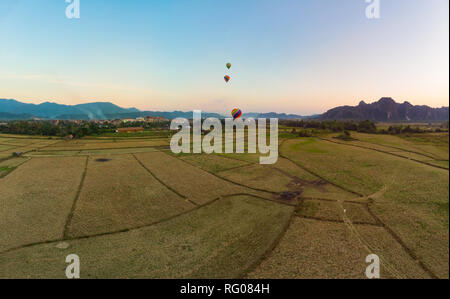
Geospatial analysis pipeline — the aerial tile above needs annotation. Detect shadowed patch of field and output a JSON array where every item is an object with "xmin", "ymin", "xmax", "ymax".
[
  {"xmin": 0, "ymin": 195, "xmax": 294, "ymax": 278},
  {"xmin": 66, "ymin": 155, "xmax": 196, "ymax": 238},
  {"xmin": 0, "ymin": 157, "xmax": 86, "ymax": 252}
]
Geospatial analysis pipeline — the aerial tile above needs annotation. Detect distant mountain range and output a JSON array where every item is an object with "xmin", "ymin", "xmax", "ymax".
[
  {"xmin": 0, "ymin": 99, "xmax": 139, "ymax": 120},
  {"xmin": 320, "ymin": 98, "xmax": 449, "ymax": 122},
  {"xmin": 0, "ymin": 98, "xmax": 310, "ymax": 120},
  {"xmin": 0, "ymin": 98, "xmax": 448, "ymax": 122}
]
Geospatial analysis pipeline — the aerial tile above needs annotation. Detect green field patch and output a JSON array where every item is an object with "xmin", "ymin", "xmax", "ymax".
[
  {"xmin": 67, "ymin": 155, "xmax": 195, "ymax": 238},
  {"xmin": 0, "ymin": 157, "xmax": 86, "ymax": 252},
  {"xmin": 289, "ymin": 138, "xmax": 328, "ymax": 154},
  {"xmin": 0, "ymin": 195, "xmax": 293, "ymax": 278},
  {"xmin": 0, "ymin": 144, "xmax": 16, "ymax": 151},
  {"xmin": 352, "ymin": 132, "xmax": 449, "ymax": 161}
]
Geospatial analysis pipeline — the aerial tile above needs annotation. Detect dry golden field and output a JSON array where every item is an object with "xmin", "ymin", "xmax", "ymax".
[{"xmin": 0, "ymin": 132, "xmax": 448, "ymax": 278}]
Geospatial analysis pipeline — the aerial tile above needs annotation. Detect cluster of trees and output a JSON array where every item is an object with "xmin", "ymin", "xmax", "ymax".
[
  {"xmin": 0, "ymin": 120, "xmax": 171, "ymax": 138},
  {"xmin": 0, "ymin": 121, "xmax": 111, "ymax": 138},
  {"xmin": 280, "ymin": 120, "xmax": 377, "ymax": 133},
  {"xmin": 381, "ymin": 125, "xmax": 448, "ymax": 135}
]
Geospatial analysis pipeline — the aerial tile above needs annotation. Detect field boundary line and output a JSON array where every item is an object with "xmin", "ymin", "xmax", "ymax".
[
  {"xmin": 319, "ymin": 137, "xmax": 449, "ymax": 171},
  {"xmin": 279, "ymin": 138, "xmax": 365, "ymax": 197},
  {"xmin": 131, "ymin": 153, "xmax": 195, "ymax": 205},
  {"xmin": 279, "ymin": 153, "xmax": 364, "ymax": 197},
  {"xmin": 0, "ymin": 197, "xmax": 223, "ymax": 255},
  {"xmin": 39, "ymin": 145, "xmax": 168, "ymax": 152},
  {"xmin": 300, "ymin": 197, "xmax": 338, "ymax": 202},
  {"xmin": 365, "ymin": 201, "xmax": 439, "ymax": 279},
  {"xmin": 161, "ymin": 150, "xmax": 280, "ymax": 196},
  {"xmin": 241, "ymin": 205, "xmax": 297, "ymax": 278},
  {"xmin": 222, "ymin": 192, "xmax": 297, "ymax": 207},
  {"xmin": 62, "ymin": 156, "xmax": 89, "ymax": 238},
  {"xmin": 338, "ymin": 200, "xmax": 406, "ymax": 279},
  {"xmin": 295, "ymin": 214, "xmax": 345, "ymax": 224},
  {"xmin": 353, "ymin": 138, "xmax": 443, "ymax": 161},
  {"xmin": 214, "ymin": 163, "xmax": 256, "ymax": 174},
  {"xmin": 0, "ymin": 157, "xmax": 33, "ymax": 179}
]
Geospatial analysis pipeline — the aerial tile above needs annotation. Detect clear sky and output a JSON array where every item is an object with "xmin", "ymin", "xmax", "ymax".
[{"xmin": 0, "ymin": 0, "xmax": 448, "ymax": 115}]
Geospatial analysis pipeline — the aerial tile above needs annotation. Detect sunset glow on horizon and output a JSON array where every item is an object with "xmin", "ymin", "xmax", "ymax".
[{"xmin": 0, "ymin": 0, "xmax": 448, "ymax": 115}]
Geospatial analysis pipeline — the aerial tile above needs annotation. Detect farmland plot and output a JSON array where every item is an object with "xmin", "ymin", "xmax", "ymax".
[
  {"xmin": 66, "ymin": 154, "xmax": 195, "ymax": 238},
  {"xmin": 0, "ymin": 157, "xmax": 86, "ymax": 252}
]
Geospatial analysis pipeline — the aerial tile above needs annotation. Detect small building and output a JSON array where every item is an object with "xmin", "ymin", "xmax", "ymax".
[
  {"xmin": 145, "ymin": 116, "xmax": 165, "ymax": 123},
  {"xmin": 136, "ymin": 117, "xmax": 145, "ymax": 122},
  {"xmin": 116, "ymin": 127, "xmax": 144, "ymax": 133}
]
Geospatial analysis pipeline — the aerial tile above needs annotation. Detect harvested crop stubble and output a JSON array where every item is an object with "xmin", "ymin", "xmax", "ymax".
[
  {"xmin": 0, "ymin": 157, "xmax": 86, "ymax": 252},
  {"xmin": 247, "ymin": 218, "xmax": 372, "ymax": 278},
  {"xmin": 78, "ymin": 147, "xmax": 159, "ymax": 155},
  {"xmin": 270, "ymin": 157, "xmax": 318, "ymax": 181},
  {"xmin": 352, "ymin": 132, "xmax": 449, "ymax": 161},
  {"xmin": 354, "ymin": 225, "xmax": 432, "ymax": 278},
  {"xmin": 343, "ymin": 202, "xmax": 378, "ymax": 225},
  {"xmin": 179, "ymin": 154, "xmax": 250, "ymax": 173},
  {"xmin": 134, "ymin": 152, "xmax": 273, "ymax": 204},
  {"xmin": 218, "ymin": 164, "xmax": 293, "ymax": 193},
  {"xmin": 297, "ymin": 199, "xmax": 343, "ymax": 222},
  {"xmin": 301, "ymin": 184, "xmax": 358, "ymax": 201},
  {"xmin": 282, "ymin": 137, "xmax": 449, "ymax": 278},
  {"xmin": 0, "ymin": 195, "xmax": 293, "ymax": 278},
  {"xmin": 66, "ymin": 154, "xmax": 195, "ymax": 238},
  {"xmin": 42, "ymin": 140, "xmax": 168, "ymax": 151}
]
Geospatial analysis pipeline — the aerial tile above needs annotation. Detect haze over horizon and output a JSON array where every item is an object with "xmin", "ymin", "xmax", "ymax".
[{"xmin": 0, "ymin": 0, "xmax": 448, "ymax": 115}]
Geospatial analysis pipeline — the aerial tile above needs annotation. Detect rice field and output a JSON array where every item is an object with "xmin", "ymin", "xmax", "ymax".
[{"xmin": 0, "ymin": 132, "xmax": 448, "ymax": 278}]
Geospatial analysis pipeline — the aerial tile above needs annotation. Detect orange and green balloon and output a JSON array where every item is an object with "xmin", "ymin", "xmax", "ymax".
[{"xmin": 226, "ymin": 63, "xmax": 232, "ymax": 69}]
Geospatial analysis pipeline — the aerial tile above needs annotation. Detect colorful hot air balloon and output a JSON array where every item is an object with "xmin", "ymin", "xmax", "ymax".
[
  {"xmin": 231, "ymin": 108, "xmax": 242, "ymax": 120},
  {"xmin": 224, "ymin": 75, "xmax": 231, "ymax": 83},
  {"xmin": 226, "ymin": 63, "xmax": 232, "ymax": 70}
]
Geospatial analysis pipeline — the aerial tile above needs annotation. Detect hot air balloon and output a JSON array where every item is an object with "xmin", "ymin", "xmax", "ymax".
[
  {"xmin": 224, "ymin": 75, "xmax": 231, "ymax": 83},
  {"xmin": 231, "ymin": 108, "xmax": 242, "ymax": 120},
  {"xmin": 226, "ymin": 63, "xmax": 232, "ymax": 70}
]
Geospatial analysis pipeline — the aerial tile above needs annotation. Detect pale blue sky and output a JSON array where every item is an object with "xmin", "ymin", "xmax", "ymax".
[{"xmin": 0, "ymin": 0, "xmax": 448, "ymax": 114}]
